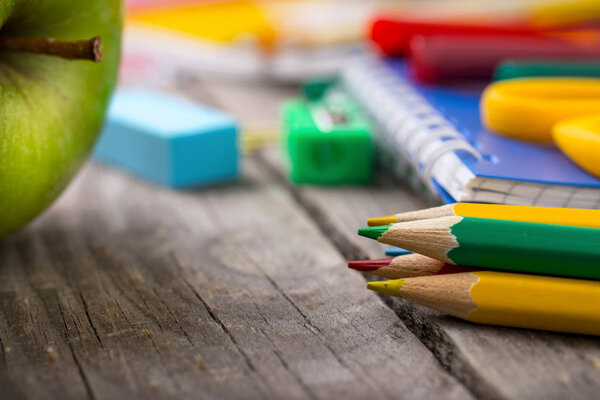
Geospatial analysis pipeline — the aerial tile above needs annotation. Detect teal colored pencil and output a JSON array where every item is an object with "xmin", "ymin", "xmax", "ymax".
[{"xmin": 358, "ymin": 216, "xmax": 600, "ymax": 280}]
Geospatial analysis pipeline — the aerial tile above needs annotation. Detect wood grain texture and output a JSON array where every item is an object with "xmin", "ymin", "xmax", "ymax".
[
  {"xmin": 259, "ymin": 149, "xmax": 600, "ymax": 400},
  {"xmin": 0, "ymin": 159, "xmax": 472, "ymax": 400},
  {"xmin": 7, "ymin": 57, "xmax": 597, "ymax": 400}
]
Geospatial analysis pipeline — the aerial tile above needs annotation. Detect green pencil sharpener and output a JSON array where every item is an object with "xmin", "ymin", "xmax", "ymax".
[{"xmin": 281, "ymin": 89, "xmax": 374, "ymax": 185}]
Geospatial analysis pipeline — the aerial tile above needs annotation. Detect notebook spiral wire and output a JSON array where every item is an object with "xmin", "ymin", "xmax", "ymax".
[{"xmin": 342, "ymin": 58, "xmax": 482, "ymax": 199}]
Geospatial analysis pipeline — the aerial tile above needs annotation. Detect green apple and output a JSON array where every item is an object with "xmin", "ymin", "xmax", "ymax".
[{"xmin": 0, "ymin": 0, "xmax": 122, "ymax": 237}]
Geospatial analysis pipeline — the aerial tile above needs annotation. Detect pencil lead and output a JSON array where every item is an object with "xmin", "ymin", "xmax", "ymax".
[
  {"xmin": 366, "ymin": 279, "xmax": 404, "ymax": 296},
  {"xmin": 348, "ymin": 258, "xmax": 393, "ymax": 271},
  {"xmin": 367, "ymin": 215, "xmax": 396, "ymax": 226},
  {"xmin": 358, "ymin": 225, "xmax": 391, "ymax": 240}
]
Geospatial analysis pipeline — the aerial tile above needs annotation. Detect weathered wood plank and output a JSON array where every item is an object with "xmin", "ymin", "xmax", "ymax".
[
  {"xmin": 259, "ymin": 149, "xmax": 600, "ymax": 400},
  {"xmin": 0, "ymin": 159, "xmax": 473, "ymax": 400}
]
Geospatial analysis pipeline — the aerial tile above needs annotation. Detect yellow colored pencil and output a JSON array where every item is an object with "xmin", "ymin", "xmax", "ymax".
[
  {"xmin": 367, "ymin": 271, "xmax": 600, "ymax": 336},
  {"xmin": 367, "ymin": 203, "xmax": 600, "ymax": 227}
]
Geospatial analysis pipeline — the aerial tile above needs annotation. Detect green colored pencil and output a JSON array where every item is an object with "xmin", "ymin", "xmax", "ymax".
[{"xmin": 358, "ymin": 216, "xmax": 600, "ymax": 280}]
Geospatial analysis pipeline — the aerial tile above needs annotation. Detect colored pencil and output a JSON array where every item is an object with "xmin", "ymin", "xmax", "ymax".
[
  {"xmin": 367, "ymin": 203, "xmax": 600, "ymax": 228},
  {"xmin": 358, "ymin": 216, "xmax": 600, "ymax": 280},
  {"xmin": 348, "ymin": 253, "xmax": 474, "ymax": 279},
  {"xmin": 385, "ymin": 247, "xmax": 411, "ymax": 257},
  {"xmin": 367, "ymin": 271, "xmax": 600, "ymax": 336}
]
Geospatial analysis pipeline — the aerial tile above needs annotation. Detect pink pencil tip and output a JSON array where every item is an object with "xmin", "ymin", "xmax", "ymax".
[{"xmin": 348, "ymin": 258, "xmax": 394, "ymax": 272}]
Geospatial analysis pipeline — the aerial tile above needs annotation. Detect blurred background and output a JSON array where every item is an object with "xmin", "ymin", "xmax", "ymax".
[{"xmin": 99, "ymin": 0, "xmax": 600, "ymax": 192}]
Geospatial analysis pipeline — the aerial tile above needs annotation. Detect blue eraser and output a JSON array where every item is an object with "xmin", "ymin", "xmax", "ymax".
[
  {"xmin": 94, "ymin": 89, "xmax": 239, "ymax": 188},
  {"xmin": 385, "ymin": 247, "xmax": 412, "ymax": 257}
]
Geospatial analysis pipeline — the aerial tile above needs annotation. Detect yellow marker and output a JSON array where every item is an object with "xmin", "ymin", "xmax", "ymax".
[
  {"xmin": 481, "ymin": 78, "xmax": 600, "ymax": 142},
  {"xmin": 554, "ymin": 114, "xmax": 600, "ymax": 179},
  {"xmin": 367, "ymin": 271, "xmax": 600, "ymax": 336},
  {"xmin": 368, "ymin": 203, "xmax": 600, "ymax": 228}
]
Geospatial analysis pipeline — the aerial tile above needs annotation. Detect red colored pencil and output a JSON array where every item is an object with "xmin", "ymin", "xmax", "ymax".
[{"xmin": 348, "ymin": 253, "xmax": 475, "ymax": 279}]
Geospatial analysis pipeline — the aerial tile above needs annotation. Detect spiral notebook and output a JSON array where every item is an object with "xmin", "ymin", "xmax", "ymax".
[{"xmin": 341, "ymin": 57, "xmax": 600, "ymax": 208}]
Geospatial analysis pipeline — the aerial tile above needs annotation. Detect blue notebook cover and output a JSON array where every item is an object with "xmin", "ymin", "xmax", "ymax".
[{"xmin": 386, "ymin": 59, "xmax": 600, "ymax": 188}]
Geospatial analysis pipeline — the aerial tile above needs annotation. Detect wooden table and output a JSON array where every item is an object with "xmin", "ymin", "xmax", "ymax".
[{"xmin": 2, "ymin": 77, "xmax": 600, "ymax": 400}]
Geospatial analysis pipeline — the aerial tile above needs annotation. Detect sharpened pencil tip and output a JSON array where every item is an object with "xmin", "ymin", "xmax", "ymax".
[
  {"xmin": 348, "ymin": 258, "xmax": 393, "ymax": 271},
  {"xmin": 367, "ymin": 279, "xmax": 404, "ymax": 297},
  {"xmin": 368, "ymin": 215, "xmax": 397, "ymax": 226},
  {"xmin": 358, "ymin": 225, "xmax": 391, "ymax": 240}
]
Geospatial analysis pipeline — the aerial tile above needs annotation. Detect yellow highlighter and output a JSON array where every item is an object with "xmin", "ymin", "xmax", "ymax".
[
  {"xmin": 367, "ymin": 271, "xmax": 600, "ymax": 336},
  {"xmin": 481, "ymin": 78, "xmax": 600, "ymax": 142}
]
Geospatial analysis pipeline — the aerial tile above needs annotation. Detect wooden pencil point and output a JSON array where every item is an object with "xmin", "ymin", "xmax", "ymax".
[
  {"xmin": 367, "ymin": 280, "xmax": 404, "ymax": 297},
  {"xmin": 351, "ymin": 254, "xmax": 475, "ymax": 279},
  {"xmin": 371, "ymin": 217, "xmax": 461, "ymax": 264},
  {"xmin": 390, "ymin": 204, "xmax": 455, "ymax": 223}
]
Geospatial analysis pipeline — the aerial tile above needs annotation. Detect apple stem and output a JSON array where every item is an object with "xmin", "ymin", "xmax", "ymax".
[{"xmin": 0, "ymin": 36, "xmax": 102, "ymax": 62}]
